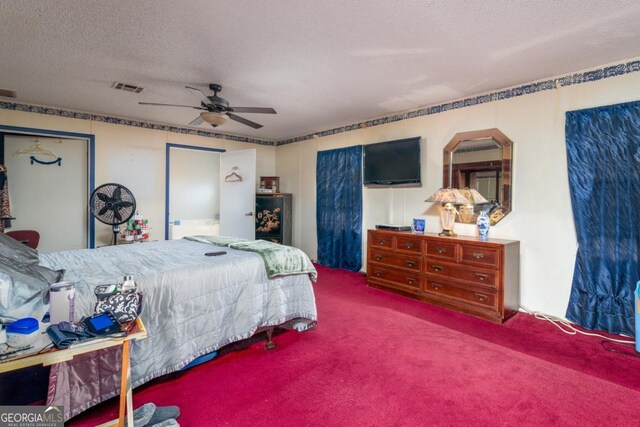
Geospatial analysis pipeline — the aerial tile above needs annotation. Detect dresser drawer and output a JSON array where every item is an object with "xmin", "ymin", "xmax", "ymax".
[
  {"xmin": 459, "ymin": 244, "xmax": 500, "ymax": 269},
  {"xmin": 424, "ymin": 260, "xmax": 499, "ymax": 289},
  {"xmin": 369, "ymin": 232, "xmax": 395, "ymax": 250},
  {"xmin": 452, "ymin": 265, "xmax": 499, "ymax": 288},
  {"xmin": 423, "ymin": 279, "xmax": 498, "ymax": 310},
  {"xmin": 368, "ymin": 266, "xmax": 421, "ymax": 290},
  {"xmin": 425, "ymin": 241, "xmax": 457, "ymax": 261},
  {"xmin": 369, "ymin": 249, "xmax": 421, "ymax": 272},
  {"xmin": 396, "ymin": 236, "xmax": 422, "ymax": 254}
]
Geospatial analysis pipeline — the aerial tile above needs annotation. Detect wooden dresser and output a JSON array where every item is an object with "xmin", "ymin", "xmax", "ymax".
[{"xmin": 366, "ymin": 229, "xmax": 520, "ymax": 323}]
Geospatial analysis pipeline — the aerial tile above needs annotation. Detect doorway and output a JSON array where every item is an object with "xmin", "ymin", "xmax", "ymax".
[
  {"xmin": 166, "ymin": 144, "xmax": 225, "ymax": 240},
  {"xmin": 0, "ymin": 126, "xmax": 95, "ymax": 251}
]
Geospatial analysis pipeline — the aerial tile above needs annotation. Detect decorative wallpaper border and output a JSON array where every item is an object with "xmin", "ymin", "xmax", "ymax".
[
  {"xmin": 277, "ymin": 59, "xmax": 640, "ymax": 146},
  {"xmin": 1, "ymin": 59, "xmax": 638, "ymax": 147},
  {"xmin": 0, "ymin": 101, "xmax": 276, "ymax": 146}
]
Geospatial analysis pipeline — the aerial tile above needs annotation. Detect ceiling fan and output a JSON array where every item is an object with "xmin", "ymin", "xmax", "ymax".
[{"xmin": 139, "ymin": 84, "xmax": 276, "ymax": 129}]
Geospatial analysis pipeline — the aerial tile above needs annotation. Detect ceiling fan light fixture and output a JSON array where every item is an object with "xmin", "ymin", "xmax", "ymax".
[{"xmin": 200, "ymin": 111, "xmax": 228, "ymax": 126}]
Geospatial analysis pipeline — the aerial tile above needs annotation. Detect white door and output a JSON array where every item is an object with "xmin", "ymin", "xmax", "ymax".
[{"xmin": 220, "ymin": 149, "xmax": 256, "ymax": 239}]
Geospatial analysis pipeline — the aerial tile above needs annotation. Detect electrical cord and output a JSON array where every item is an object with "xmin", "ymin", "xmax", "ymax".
[{"xmin": 519, "ymin": 305, "xmax": 635, "ymax": 345}]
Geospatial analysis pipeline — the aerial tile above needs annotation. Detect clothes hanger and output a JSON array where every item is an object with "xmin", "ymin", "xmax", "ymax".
[
  {"xmin": 224, "ymin": 167, "xmax": 243, "ymax": 182},
  {"xmin": 14, "ymin": 137, "xmax": 58, "ymax": 158}
]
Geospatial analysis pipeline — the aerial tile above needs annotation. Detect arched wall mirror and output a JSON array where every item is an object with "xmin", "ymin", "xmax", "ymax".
[{"xmin": 443, "ymin": 128, "xmax": 513, "ymax": 225}]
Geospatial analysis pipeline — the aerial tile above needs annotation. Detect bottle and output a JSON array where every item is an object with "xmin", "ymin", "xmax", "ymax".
[
  {"xmin": 49, "ymin": 281, "xmax": 76, "ymax": 324},
  {"xmin": 121, "ymin": 275, "xmax": 136, "ymax": 292}
]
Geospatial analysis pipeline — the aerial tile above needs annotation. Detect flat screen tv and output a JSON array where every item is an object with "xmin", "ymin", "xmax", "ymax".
[{"xmin": 363, "ymin": 137, "xmax": 421, "ymax": 187}]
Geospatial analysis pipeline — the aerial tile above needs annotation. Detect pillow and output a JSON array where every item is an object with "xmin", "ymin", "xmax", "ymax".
[
  {"xmin": 0, "ymin": 232, "xmax": 39, "ymax": 264},
  {"xmin": 0, "ymin": 254, "xmax": 64, "ymax": 323}
]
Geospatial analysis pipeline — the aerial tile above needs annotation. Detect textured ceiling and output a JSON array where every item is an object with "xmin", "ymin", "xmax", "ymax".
[{"xmin": 1, "ymin": 0, "xmax": 639, "ymax": 140}]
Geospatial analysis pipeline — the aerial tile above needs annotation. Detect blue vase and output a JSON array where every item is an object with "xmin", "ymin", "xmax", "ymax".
[{"xmin": 477, "ymin": 211, "xmax": 490, "ymax": 241}]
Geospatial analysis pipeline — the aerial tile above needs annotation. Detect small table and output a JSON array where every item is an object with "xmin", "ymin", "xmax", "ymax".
[{"xmin": 0, "ymin": 318, "xmax": 147, "ymax": 427}]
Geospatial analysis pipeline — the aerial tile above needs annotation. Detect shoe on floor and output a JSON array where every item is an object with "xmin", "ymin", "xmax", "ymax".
[{"xmin": 147, "ymin": 406, "xmax": 180, "ymax": 426}]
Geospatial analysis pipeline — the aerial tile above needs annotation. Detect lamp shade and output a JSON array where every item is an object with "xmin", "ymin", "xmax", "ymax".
[
  {"xmin": 425, "ymin": 188, "xmax": 470, "ymax": 204},
  {"xmin": 200, "ymin": 111, "xmax": 229, "ymax": 126}
]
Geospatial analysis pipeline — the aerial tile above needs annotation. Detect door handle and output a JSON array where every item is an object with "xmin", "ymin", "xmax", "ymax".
[{"xmin": 245, "ymin": 211, "xmax": 254, "ymax": 216}]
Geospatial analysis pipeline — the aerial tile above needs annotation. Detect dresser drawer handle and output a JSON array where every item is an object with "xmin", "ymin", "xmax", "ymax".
[
  {"xmin": 374, "ymin": 255, "xmax": 383, "ymax": 261},
  {"xmin": 430, "ymin": 283, "xmax": 442, "ymax": 290},
  {"xmin": 474, "ymin": 273, "xmax": 488, "ymax": 281},
  {"xmin": 374, "ymin": 271, "xmax": 383, "ymax": 278},
  {"xmin": 405, "ymin": 260, "xmax": 417, "ymax": 267},
  {"xmin": 407, "ymin": 278, "xmax": 417, "ymax": 286},
  {"xmin": 472, "ymin": 252, "xmax": 485, "ymax": 259},
  {"xmin": 404, "ymin": 242, "xmax": 415, "ymax": 249},
  {"xmin": 379, "ymin": 240, "xmax": 387, "ymax": 245},
  {"xmin": 475, "ymin": 293, "xmax": 488, "ymax": 302},
  {"xmin": 436, "ymin": 247, "xmax": 446, "ymax": 254},
  {"xmin": 431, "ymin": 265, "xmax": 443, "ymax": 272}
]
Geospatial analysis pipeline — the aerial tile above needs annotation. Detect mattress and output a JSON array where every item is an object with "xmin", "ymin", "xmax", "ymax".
[{"xmin": 39, "ymin": 239, "xmax": 317, "ymax": 419}]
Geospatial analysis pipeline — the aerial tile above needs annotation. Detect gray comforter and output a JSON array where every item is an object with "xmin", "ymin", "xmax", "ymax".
[{"xmin": 39, "ymin": 239, "xmax": 317, "ymax": 419}]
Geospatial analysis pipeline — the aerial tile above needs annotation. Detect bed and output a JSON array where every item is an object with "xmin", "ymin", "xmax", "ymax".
[{"xmin": 35, "ymin": 238, "xmax": 318, "ymax": 420}]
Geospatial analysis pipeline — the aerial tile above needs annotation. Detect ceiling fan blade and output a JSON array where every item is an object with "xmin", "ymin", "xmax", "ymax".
[
  {"xmin": 185, "ymin": 86, "xmax": 212, "ymax": 105},
  {"xmin": 139, "ymin": 102, "xmax": 203, "ymax": 109},
  {"xmin": 189, "ymin": 115, "xmax": 204, "ymax": 126},
  {"xmin": 229, "ymin": 107, "xmax": 277, "ymax": 114},
  {"xmin": 227, "ymin": 113, "xmax": 263, "ymax": 129}
]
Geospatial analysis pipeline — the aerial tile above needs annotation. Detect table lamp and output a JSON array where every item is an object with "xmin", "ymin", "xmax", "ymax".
[
  {"xmin": 458, "ymin": 188, "xmax": 489, "ymax": 222},
  {"xmin": 425, "ymin": 188, "xmax": 469, "ymax": 236}
]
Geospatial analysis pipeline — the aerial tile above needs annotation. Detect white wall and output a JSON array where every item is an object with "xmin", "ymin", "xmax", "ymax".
[
  {"xmin": 276, "ymin": 67, "xmax": 640, "ymax": 319},
  {"xmin": 4, "ymin": 136, "xmax": 87, "ymax": 253},
  {"xmin": 0, "ymin": 109, "xmax": 276, "ymax": 247}
]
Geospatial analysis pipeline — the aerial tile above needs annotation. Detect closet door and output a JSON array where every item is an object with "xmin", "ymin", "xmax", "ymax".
[
  {"xmin": 219, "ymin": 149, "xmax": 256, "ymax": 240},
  {"xmin": 4, "ymin": 136, "xmax": 87, "ymax": 253}
]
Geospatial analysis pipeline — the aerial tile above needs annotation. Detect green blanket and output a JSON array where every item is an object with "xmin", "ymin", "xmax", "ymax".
[{"xmin": 185, "ymin": 235, "xmax": 317, "ymax": 281}]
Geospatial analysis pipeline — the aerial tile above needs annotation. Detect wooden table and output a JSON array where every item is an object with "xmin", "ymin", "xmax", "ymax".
[{"xmin": 0, "ymin": 318, "xmax": 147, "ymax": 427}]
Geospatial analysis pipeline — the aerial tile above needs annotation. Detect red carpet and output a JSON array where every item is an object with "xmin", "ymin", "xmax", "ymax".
[{"xmin": 69, "ymin": 265, "xmax": 640, "ymax": 426}]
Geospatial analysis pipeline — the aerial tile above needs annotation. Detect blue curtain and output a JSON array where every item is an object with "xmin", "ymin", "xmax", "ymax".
[
  {"xmin": 316, "ymin": 145, "xmax": 363, "ymax": 271},
  {"xmin": 565, "ymin": 101, "xmax": 640, "ymax": 335}
]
